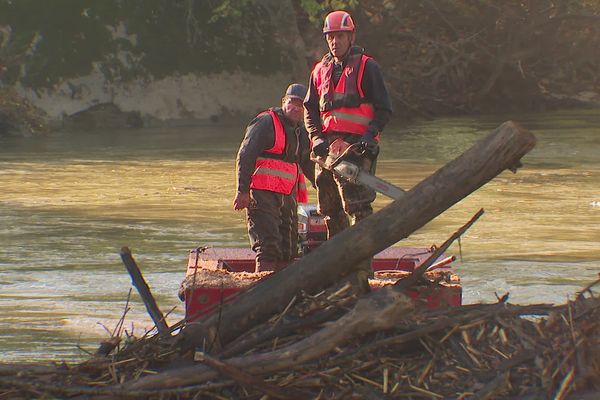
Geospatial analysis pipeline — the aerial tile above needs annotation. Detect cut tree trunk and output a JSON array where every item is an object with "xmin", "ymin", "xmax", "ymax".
[{"xmin": 180, "ymin": 120, "xmax": 536, "ymax": 351}]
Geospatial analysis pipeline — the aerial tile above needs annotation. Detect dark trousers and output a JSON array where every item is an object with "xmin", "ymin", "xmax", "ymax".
[
  {"xmin": 315, "ymin": 137, "xmax": 377, "ymax": 276},
  {"xmin": 280, "ymin": 194, "xmax": 299, "ymax": 261},
  {"xmin": 247, "ymin": 189, "xmax": 297, "ymax": 264}
]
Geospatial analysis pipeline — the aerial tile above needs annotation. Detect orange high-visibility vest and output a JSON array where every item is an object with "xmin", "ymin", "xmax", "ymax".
[
  {"xmin": 250, "ymin": 109, "xmax": 299, "ymax": 195},
  {"xmin": 313, "ymin": 51, "xmax": 376, "ymax": 136},
  {"xmin": 296, "ymin": 173, "xmax": 308, "ymax": 203}
]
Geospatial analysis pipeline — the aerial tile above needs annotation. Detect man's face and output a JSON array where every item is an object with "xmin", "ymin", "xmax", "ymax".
[
  {"xmin": 325, "ymin": 31, "xmax": 353, "ymax": 60},
  {"xmin": 282, "ymin": 96, "xmax": 304, "ymax": 124}
]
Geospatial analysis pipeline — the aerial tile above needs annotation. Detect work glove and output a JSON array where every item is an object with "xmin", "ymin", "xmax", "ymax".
[
  {"xmin": 360, "ymin": 130, "xmax": 379, "ymax": 157},
  {"xmin": 312, "ymin": 139, "xmax": 329, "ymax": 158}
]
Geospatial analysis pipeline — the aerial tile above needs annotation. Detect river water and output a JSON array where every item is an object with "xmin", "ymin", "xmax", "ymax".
[{"xmin": 1, "ymin": 109, "xmax": 599, "ymax": 362}]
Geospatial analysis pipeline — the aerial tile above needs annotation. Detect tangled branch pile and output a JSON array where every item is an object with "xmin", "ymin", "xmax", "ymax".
[
  {"xmin": 1, "ymin": 275, "xmax": 599, "ymax": 399},
  {"xmin": 335, "ymin": 0, "xmax": 600, "ymax": 117}
]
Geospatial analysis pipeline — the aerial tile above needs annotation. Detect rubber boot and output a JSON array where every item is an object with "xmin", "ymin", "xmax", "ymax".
[{"xmin": 255, "ymin": 260, "xmax": 278, "ymax": 273}]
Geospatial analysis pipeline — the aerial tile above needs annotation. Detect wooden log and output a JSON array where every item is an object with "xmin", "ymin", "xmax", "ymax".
[
  {"xmin": 180, "ymin": 121, "xmax": 536, "ymax": 350},
  {"xmin": 195, "ymin": 352, "xmax": 305, "ymax": 399},
  {"xmin": 120, "ymin": 247, "xmax": 170, "ymax": 336},
  {"xmin": 0, "ymin": 363, "xmax": 62, "ymax": 376},
  {"xmin": 131, "ymin": 214, "xmax": 481, "ymax": 390},
  {"xmin": 218, "ymin": 305, "xmax": 345, "ymax": 358},
  {"xmin": 127, "ymin": 286, "xmax": 415, "ymax": 390}
]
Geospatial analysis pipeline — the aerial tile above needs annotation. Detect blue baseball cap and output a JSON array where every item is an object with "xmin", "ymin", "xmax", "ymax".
[{"xmin": 285, "ymin": 83, "xmax": 307, "ymax": 100}]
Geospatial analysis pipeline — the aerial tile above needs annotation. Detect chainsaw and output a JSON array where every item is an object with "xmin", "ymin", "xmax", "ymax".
[
  {"xmin": 312, "ymin": 138, "xmax": 407, "ymax": 200},
  {"xmin": 299, "ymin": 139, "xmax": 407, "ymax": 254}
]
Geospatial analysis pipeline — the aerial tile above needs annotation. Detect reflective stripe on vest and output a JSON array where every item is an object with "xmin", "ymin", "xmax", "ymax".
[
  {"xmin": 322, "ymin": 105, "xmax": 375, "ymax": 134},
  {"xmin": 314, "ymin": 52, "xmax": 375, "ymax": 136},
  {"xmin": 250, "ymin": 109, "xmax": 299, "ymax": 195}
]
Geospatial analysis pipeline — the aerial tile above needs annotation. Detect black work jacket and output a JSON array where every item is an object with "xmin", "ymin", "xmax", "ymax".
[{"xmin": 236, "ymin": 107, "xmax": 315, "ymax": 194}]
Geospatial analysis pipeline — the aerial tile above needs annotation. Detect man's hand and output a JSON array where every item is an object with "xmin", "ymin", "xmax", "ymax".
[
  {"xmin": 233, "ymin": 191, "xmax": 251, "ymax": 210},
  {"xmin": 360, "ymin": 130, "xmax": 379, "ymax": 156}
]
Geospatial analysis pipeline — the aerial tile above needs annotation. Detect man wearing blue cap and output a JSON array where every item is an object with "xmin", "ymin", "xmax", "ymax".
[{"xmin": 234, "ymin": 84, "xmax": 315, "ymax": 272}]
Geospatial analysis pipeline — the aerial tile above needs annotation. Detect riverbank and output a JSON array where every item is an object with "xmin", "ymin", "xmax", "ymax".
[
  {"xmin": 0, "ymin": 70, "xmax": 301, "ymax": 136},
  {"xmin": 2, "ymin": 81, "xmax": 599, "ymax": 138}
]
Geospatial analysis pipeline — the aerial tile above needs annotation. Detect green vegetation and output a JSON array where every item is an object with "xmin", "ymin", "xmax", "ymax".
[
  {"xmin": 341, "ymin": 0, "xmax": 600, "ymax": 116},
  {"xmin": 0, "ymin": 0, "xmax": 599, "ymax": 130},
  {"xmin": 0, "ymin": 0, "xmax": 288, "ymax": 88},
  {"xmin": 0, "ymin": 87, "xmax": 47, "ymax": 134}
]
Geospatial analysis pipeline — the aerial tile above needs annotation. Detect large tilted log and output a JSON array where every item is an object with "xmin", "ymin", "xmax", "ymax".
[
  {"xmin": 180, "ymin": 120, "xmax": 536, "ymax": 351},
  {"xmin": 126, "ymin": 212, "xmax": 481, "ymax": 390}
]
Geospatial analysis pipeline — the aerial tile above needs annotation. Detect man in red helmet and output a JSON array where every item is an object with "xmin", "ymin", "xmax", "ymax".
[
  {"xmin": 234, "ymin": 84, "xmax": 315, "ymax": 272},
  {"xmin": 304, "ymin": 10, "xmax": 393, "ymax": 292}
]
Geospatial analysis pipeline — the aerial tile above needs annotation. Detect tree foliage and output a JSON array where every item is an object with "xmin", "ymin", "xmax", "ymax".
[
  {"xmin": 298, "ymin": 0, "xmax": 359, "ymax": 22},
  {"xmin": 348, "ymin": 0, "xmax": 600, "ymax": 115},
  {"xmin": 0, "ymin": 0, "xmax": 599, "ymax": 115},
  {"xmin": 0, "ymin": 0, "xmax": 287, "ymax": 88}
]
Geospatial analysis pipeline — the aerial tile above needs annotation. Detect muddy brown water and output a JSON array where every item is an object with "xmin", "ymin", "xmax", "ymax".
[{"xmin": 1, "ymin": 109, "xmax": 599, "ymax": 362}]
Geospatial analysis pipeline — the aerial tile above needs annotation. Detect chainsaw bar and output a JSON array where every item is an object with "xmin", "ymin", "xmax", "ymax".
[
  {"xmin": 331, "ymin": 160, "xmax": 406, "ymax": 200},
  {"xmin": 312, "ymin": 138, "xmax": 407, "ymax": 200}
]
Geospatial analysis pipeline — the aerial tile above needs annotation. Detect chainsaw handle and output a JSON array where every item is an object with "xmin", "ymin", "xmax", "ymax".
[{"xmin": 329, "ymin": 142, "xmax": 367, "ymax": 168}]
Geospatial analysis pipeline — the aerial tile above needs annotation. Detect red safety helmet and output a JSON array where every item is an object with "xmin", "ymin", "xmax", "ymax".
[{"xmin": 323, "ymin": 10, "xmax": 355, "ymax": 34}]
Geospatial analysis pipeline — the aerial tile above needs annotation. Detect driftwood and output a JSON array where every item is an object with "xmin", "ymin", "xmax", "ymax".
[
  {"xmin": 194, "ymin": 352, "xmax": 302, "ymax": 400},
  {"xmin": 218, "ymin": 295, "xmax": 350, "ymax": 359},
  {"xmin": 127, "ymin": 210, "xmax": 481, "ymax": 390},
  {"xmin": 120, "ymin": 247, "xmax": 170, "ymax": 336},
  {"xmin": 1, "ymin": 279, "xmax": 599, "ymax": 398},
  {"xmin": 128, "ymin": 286, "xmax": 416, "ymax": 390},
  {"xmin": 180, "ymin": 121, "xmax": 536, "ymax": 350}
]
